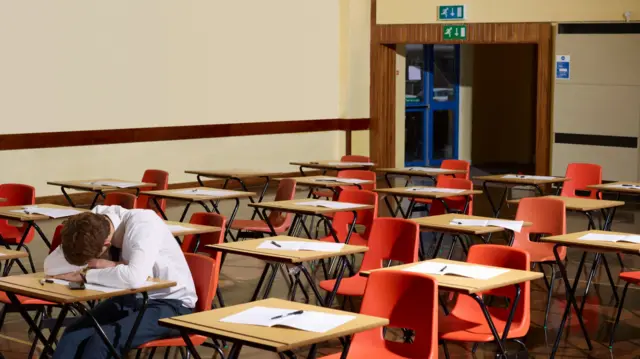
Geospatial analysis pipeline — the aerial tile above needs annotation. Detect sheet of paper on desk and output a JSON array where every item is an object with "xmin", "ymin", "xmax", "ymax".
[
  {"xmin": 257, "ymin": 241, "xmax": 303, "ymax": 251},
  {"xmin": 173, "ymin": 189, "xmax": 234, "ymax": 196},
  {"xmin": 295, "ymin": 200, "xmax": 362, "ymax": 210},
  {"xmin": 579, "ymin": 233, "xmax": 640, "ymax": 244},
  {"xmin": 404, "ymin": 262, "xmax": 509, "ymax": 280},
  {"xmin": 24, "ymin": 208, "xmax": 82, "ymax": 219},
  {"xmin": 86, "ymin": 181, "xmax": 140, "ymax": 188},
  {"xmin": 449, "ymin": 219, "xmax": 489, "ymax": 227},
  {"xmin": 220, "ymin": 306, "xmax": 355, "ymax": 333},
  {"xmin": 258, "ymin": 240, "xmax": 345, "ymax": 252},
  {"xmin": 502, "ymin": 175, "xmax": 556, "ymax": 181},
  {"xmin": 333, "ymin": 178, "xmax": 369, "ymax": 184},
  {"xmin": 620, "ymin": 235, "xmax": 640, "ymax": 244},
  {"xmin": 607, "ymin": 184, "xmax": 640, "ymax": 189},
  {"xmin": 408, "ymin": 167, "xmax": 451, "ymax": 173},
  {"xmin": 487, "ymin": 220, "xmax": 524, "ymax": 233},
  {"xmin": 407, "ymin": 187, "xmax": 465, "ymax": 194},
  {"xmin": 327, "ymin": 162, "xmax": 374, "ymax": 166},
  {"xmin": 48, "ymin": 279, "xmax": 121, "ymax": 293},
  {"xmin": 166, "ymin": 224, "xmax": 195, "ymax": 233}
]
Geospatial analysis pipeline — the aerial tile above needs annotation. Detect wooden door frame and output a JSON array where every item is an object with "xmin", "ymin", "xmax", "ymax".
[{"xmin": 370, "ymin": 0, "xmax": 552, "ymax": 175}]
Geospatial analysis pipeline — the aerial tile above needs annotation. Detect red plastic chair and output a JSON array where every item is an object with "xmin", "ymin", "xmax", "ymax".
[
  {"xmin": 610, "ymin": 271, "xmax": 640, "ymax": 349},
  {"xmin": 231, "ymin": 179, "xmax": 296, "ymax": 239},
  {"xmin": 181, "ymin": 212, "xmax": 226, "ymax": 257},
  {"xmin": 511, "ymin": 197, "xmax": 565, "ymax": 328},
  {"xmin": 412, "ymin": 177, "xmax": 474, "ymax": 220},
  {"xmin": 318, "ymin": 189, "xmax": 378, "ymax": 246},
  {"xmin": 440, "ymin": 159, "xmax": 470, "ymax": 180},
  {"xmin": 341, "ymin": 155, "xmax": 371, "ymax": 163},
  {"xmin": 136, "ymin": 253, "xmax": 221, "ymax": 357},
  {"xmin": 136, "ymin": 169, "xmax": 169, "ymax": 214},
  {"xmin": 0, "ymin": 184, "xmax": 36, "ymax": 272},
  {"xmin": 411, "ymin": 160, "xmax": 470, "ymax": 217},
  {"xmin": 320, "ymin": 270, "xmax": 439, "ymax": 359},
  {"xmin": 560, "ymin": 163, "xmax": 602, "ymax": 199},
  {"xmin": 439, "ymin": 245, "xmax": 531, "ymax": 355},
  {"xmin": 104, "ymin": 192, "xmax": 137, "ymax": 209},
  {"xmin": 319, "ymin": 218, "xmax": 419, "ymax": 297}
]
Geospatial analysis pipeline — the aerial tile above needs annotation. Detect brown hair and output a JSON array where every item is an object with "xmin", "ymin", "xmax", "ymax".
[{"xmin": 61, "ymin": 212, "xmax": 111, "ymax": 266}]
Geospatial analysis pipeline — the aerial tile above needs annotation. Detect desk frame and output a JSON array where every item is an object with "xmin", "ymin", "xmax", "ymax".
[{"xmin": 476, "ymin": 177, "xmax": 566, "ymax": 218}]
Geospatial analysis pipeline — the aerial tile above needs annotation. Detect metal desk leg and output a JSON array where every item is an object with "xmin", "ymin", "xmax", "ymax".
[
  {"xmin": 178, "ymin": 203, "xmax": 192, "ymax": 222},
  {"xmin": 60, "ymin": 187, "xmax": 76, "ymax": 207},
  {"xmin": 224, "ymin": 198, "xmax": 241, "ymax": 242},
  {"xmin": 89, "ymin": 191, "xmax": 104, "ymax": 209},
  {"xmin": 180, "ymin": 330, "xmax": 204, "ymax": 359},
  {"xmin": 550, "ymin": 247, "xmax": 592, "ymax": 359},
  {"xmin": 250, "ymin": 264, "xmax": 273, "ymax": 301},
  {"xmin": 6, "ymin": 292, "xmax": 56, "ymax": 357},
  {"xmin": 233, "ymin": 176, "xmax": 269, "ymax": 221},
  {"xmin": 482, "ymin": 181, "xmax": 508, "ymax": 218},
  {"xmin": 228, "ymin": 343, "xmax": 243, "ymax": 359},
  {"xmin": 152, "ymin": 198, "xmax": 168, "ymax": 220},
  {"xmin": 383, "ymin": 174, "xmax": 408, "ymax": 218}
]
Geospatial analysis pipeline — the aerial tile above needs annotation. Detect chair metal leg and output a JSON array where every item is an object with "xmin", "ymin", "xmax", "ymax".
[
  {"xmin": 23, "ymin": 245, "xmax": 36, "ymax": 273},
  {"xmin": 609, "ymin": 282, "xmax": 630, "ymax": 349},
  {"xmin": 544, "ymin": 263, "xmax": 556, "ymax": 329},
  {"xmin": 442, "ymin": 341, "xmax": 451, "ymax": 359},
  {"xmin": 471, "ymin": 342, "xmax": 479, "ymax": 353},
  {"xmin": 149, "ymin": 347, "xmax": 157, "ymax": 359},
  {"xmin": 135, "ymin": 349, "xmax": 143, "ymax": 359},
  {"xmin": 163, "ymin": 347, "xmax": 171, "ymax": 359}
]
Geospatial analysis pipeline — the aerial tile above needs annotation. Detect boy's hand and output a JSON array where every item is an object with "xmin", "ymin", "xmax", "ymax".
[{"xmin": 87, "ymin": 259, "xmax": 118, "ymax": 269}]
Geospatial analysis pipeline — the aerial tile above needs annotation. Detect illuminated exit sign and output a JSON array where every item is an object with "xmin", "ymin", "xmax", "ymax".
[
  {"xmin": 438, "ymin": 5, "xmax": 465, "ymax": 21},
  {"xmin": 443, "ymin": 25, "xmax": 467, "ymax": 40}
]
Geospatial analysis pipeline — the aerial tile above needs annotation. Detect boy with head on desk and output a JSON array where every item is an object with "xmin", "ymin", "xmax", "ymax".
[{"xmin": 44, "ymin": 206, "xmax": 197, "ymax": 359}]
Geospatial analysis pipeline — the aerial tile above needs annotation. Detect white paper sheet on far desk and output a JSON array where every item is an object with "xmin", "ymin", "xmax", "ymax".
[
  {"xmin": 579, "ymin": 233, "xmax": 640, "ymax": 244},
  {"xmin": 48, "ymin": 279, "xmax": 159, "ymax": 292},
  {"xmin": 257, "ymin": 240, "xmax": 345, "ymax": 252},
  {"xmin": 295, "ymin": 200, "xmax": 362, "ymax": 210},
  {"xmin": 404, "ymin": 262, "xmax": 509, "ymax": 280},
  {"xmin": 166, "ymin": 224, "xmax": 196, "ymax": 233},
  {"xmin": 327, "ymin": 162, "xmax": 374, "ymax": 166},
  {"xmin": 172, "ymin": 189, "xmax": 236, "ymax": 197},
  {"xmin": 11, "ymin": 207, "xmax": 82, "ymax": 219},
  {"xmin": 312, "ymin": 177, "xmax": 369, "ymax": 185},
  {"xmin": 407, "ymin": 167, "xmax": 452, "ymax": 173},
  {"xmin": 220, "ymin": 306, "xmax": 355, "ymax": 333},
  {"xmin": 82, "ymin": 181, "xmax": 141, "ymax": 188},
  {"xmin": 406, "ymin": 187, "xmax": 465, "ymax": 194},
  {"xmin": 502, "ymin": 175, "xmax": 556, "ymax": 181},
  {"xmin": 606, "ymin": 184, "xmax": 640, "ymax": 190},
  {"xmin": 449, "ymin": 218, "xmax": 524, "ymax": 233}
]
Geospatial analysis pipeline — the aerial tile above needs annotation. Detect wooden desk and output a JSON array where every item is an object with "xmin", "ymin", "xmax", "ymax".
[
  {"xmin": 361, "ymin": 258, "xmax": 540, "ymax": 357},
  {"xmin": 538, "ymin": 230, "xmax": 637, "ymax": 358},
  {"xmin": 210, "ymin": 237, "xmax": 368, "ymax": 307},
  {"xmin": 159, "ymin": 298, "xmax": 388, "ymax": 359},
  {"xmin": 411, "ymin": 213, "xmax": 530, "ymax": 258},
  {"xmin": 280, "ymin": 175, "xmax": 373, "ymax": 193},
  {"xmin": 165, "ymin": 221, "xmax": 221, "ymax": 237},
  {"xmin": 0, "ymin": 249, "xmax": 28, "ymax": 277},
  {"xmin": 0, "ymin": 273, "xmax": 175, "ymax": 359},
  {"xmin": 374, "ymin": 186, "xmax": 481, "ymax": 219},
  {"xmin": 290, "ymin": 161, "xmax": 374, "ymax": 176},
  {"xmin": 47, "ymin": 179, "xmax": 155, "ymax": 208},
  {"xmin": 0, "ymin": 204, "xmax": 87, "ymax": 273},
  {"xmin": 474, "ymin": 174, "xmax": 569, "ymax": 217},
  {"xmin": 588, "ymin": 182, "xmax": 640, "ymax": 198},
  {"xmin": 141, "ymin": 187, "xmax": 255, "ymax": 240}
]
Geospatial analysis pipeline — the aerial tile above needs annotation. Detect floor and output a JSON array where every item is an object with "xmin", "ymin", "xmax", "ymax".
[{"xmin": 1, "ymin": 181, "xmax": 640, "ymax": 358}]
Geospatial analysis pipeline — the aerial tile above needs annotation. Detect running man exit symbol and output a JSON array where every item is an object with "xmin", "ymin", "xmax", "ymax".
[
  {"xmin": 443, "ymin": 25, "xmax": 467, "ymax": 40},
  {"xmin": 438, "ymin": 5, "xmax": 465, "ymax": 20}
]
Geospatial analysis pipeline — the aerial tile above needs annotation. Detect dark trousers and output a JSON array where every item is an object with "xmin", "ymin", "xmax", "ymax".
[{"xmin": 53, "ymin": 295, "xmax": 192, "ymax": 359}]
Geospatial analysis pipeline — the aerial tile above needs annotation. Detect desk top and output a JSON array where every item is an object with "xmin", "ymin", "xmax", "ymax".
[
  {"xmin": 375, "ymin": 167, "xmax": 466, "ymax": 177},
  {"xmin": 588, "ymin": 182, "xmax": 640, "ymax": 194},
  {"xmin": 508, "ymin": 195, "xmax": 625, "ymax": 211},
  {"xmin": 184, "ymin": 170, "xmax": 278, "ymax": 180},
  {"xmin": 165, "ymin": 221, "xmax": 221, "ymax": 237},
  {"xmin": 411, "ymin": 213, "xmax": 531, "ymax": 235},
  {"xmin": 140, "ymin": 187, "xmax": 256, "ymax": 201},
  {"xmin": 278, "ymin": 176, "xmax": 374, "ymax": 189},
  {"xmin": 0, "ymin": 273, "xmax": 176, "ymax": 304},
  {"xmin": 0, "ymin": 204, "xmax": 87, "ymax": 222},
  {"xmin": 540, "ymin": 230, "xmax": 640, "ymax": 255},
  {"xmin": 374, "ymin": 186, "xmax": 482, "ymax": 199},
  {"xmin": 249, "ymin": 199, "xmax": 374, "ymax": 215},
  {"xmin": 47, "ymin": 179, "xmax": 155, "ymax": 191},
  {"xmin": 360, "ymin": 258, "xmax": 542, "ymax": 294},
  {"xmin": 473, "ymin": 174, "xmax": 569, "ymax": 185},
  {"xmin": 0, "ymin": 248, "xmax": 29, "ymax": 260},
  {"xmin": 208, "ymin": 236, "xmax": 368, "ymax": 263},
  {"xmin": 290, "ymin": 161, "xmax": 374, "ymax": 170},
  {"xmin": 159, "ymin": 298, "xmax": 388, "ymax": 353}
]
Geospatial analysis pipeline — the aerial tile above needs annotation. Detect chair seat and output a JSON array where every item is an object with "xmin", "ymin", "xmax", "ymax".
[
  {"xmin": 319, "ymin": 232, "xmax": 367, "ymax": 246},
  {"xmin": 439, "ymin": 306, "xmax": 528, "ymax": 342},
  {"xmin": 320, "ymin": 339, "xmax": 436, "ymax": 359},
  {"xmin": 512, "ymin": 241, "xmax": 565, "ymax": 263},
  {"xmin": 0, "ymin": 291, "xmax": 55, "ymax": 306},
  {"xmin": 0, "ymin": 226, "xmax": 24, "ymax": 244},
  {"xmin": 619, "ymin": 271, "xmax": 640, "ymax": 284},
  {"xmin": 230, "ymin": 220, "xmax": 287, "ymax": 234},
  {"xmin": 137, "ymin": 334, "xmax": 207, "ymax": 349},
  {"xmin": 313, "ymin": 189, "xmax": 334, "ymax": 198},
  {"xmin": 319, "ymin": 275, "xmax": 367, "ymax": 297}
]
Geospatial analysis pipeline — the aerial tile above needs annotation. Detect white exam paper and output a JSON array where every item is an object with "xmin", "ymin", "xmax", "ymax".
[
  {"xmin": 487, "ymin": 220, "xmax": 524, "ymax": 233},
  {"xmin": 84, "ymin": 181, "xmax": 141, "ymax": 188},
  {"xmin": 404, "ymin": 262, "xmax": 509, "ymax": 280},
  {"xmin": 16, "ymin": 207, "xmax": 82, "ymax": 219},
  {"xmin": 449, "ymin": 219, "xmax": 489, "ymax": 227},
  {"xmin": 607, "ymin": 184, "xmax": 640, "ymax": 190},
  {"xmin": 407, "ymin": 167, "xmax": 451, "ymax": 173},
  {"xmin": 220, "ymin": 306, "xmax": 355, "ymax": 333},
  {"xmin": 48, "ymin": 279, "xmax": 121, "ymax": 293},
  {"xmin": 312, "ymin": 177, "xmax": 368, "ymax": 184},
  {"xmin": 257, "ymin": 240, "xmax": 345, "ymax": 252},
  {"xmin": 406, "ymin": 187, "xmax": 465, "ymax": 194},
  {"xmin": 579, "ymin": 233, "xmax": 640, "ymax": 244},
  {"xmin": 166, "ymin": 224, "xmax": 195, "ymax": 233},
  {"xmin": 502, "ymin": 175, "xmax": 556, "ymax": 181},
  {"xmin": 173, "ymin": 189, "xmax": 236, "ymax": 197},
  {"xmin": 327, "ymin": 162, "xmax": 374, "ymax": 166},
  {"xmin": 295, "ymin": 200, "xmax": 362, "ymax": 210}
]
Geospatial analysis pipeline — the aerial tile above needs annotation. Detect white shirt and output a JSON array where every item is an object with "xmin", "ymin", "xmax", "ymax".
[{"xmin": 44, "ymin": 206, "xmax": 197, "ymax": 308}]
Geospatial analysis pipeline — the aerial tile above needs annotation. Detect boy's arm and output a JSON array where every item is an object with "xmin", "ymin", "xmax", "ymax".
[{"xmin": 44, "ymin": 247, "xmax": 86, "ymax": 276}]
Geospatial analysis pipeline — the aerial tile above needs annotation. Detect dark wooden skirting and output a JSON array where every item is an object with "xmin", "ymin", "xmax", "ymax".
[
  {"xmin": 369, "ymin": 6, "xmax": 552, "ymax": 174},
  {"xmin": 0, "ymin": 118, "xmax": 370, "ymax": 151},
  {"xmin": 37, "ymin": 170, "xmax": 322, "ymax": 207}
]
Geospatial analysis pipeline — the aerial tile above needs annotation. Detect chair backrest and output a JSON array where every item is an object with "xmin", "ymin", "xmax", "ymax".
[
  {"xmin": 560, "ymin": 163, "xmax": 602, "ymax": 198},
  {"xmin": 181, "ymin": 213, "xmax": 226, "ymax": 259},
  {"xmin": 359, "ymin": 218, "xmax": 420, "ymax": 272},
  {"xmin": 337, "ymin": 170, "xmax": 377, "ymax": 191},
  {"xmin": 137, "ymin": 169, "xmax": 169, "ymax": 213},
  {"xmin": 332, "ymin": 189, "xmax": 378, "ymax": 243},
  {"xmin": 184, "ymin": 253, "xmax": 220, "ymax": 313},
  {"xmin": 104, "ymin": 192, "xmax": 137, "ymax": 209},
  {"xmin": 513, "ymin": 197, "xmax": 566, "ymax": 260},
  {"xmin": 452, "ymin": 245, "xmax": 531, "ymax": 331},
  {"xmin": 50, "ymin": 224, "xmax": 64, "ymax": 253},
  {"xmin": 354, "ymin": 270, "xmax": 438, "ymax": 358},
  {"xmin": 430, "ymin": 177, "xmax": 474, "ymax": 215},
  {"xmin": 267, "ymin": 179, "xmax": 297, "ymax": 229},
  {"xmin": 341, "ymin": 155, "xmax": 370, "ymax": 163},
  {"xmin": 0, "ymin": 184, "xmax": 36, "ymax": 243},
  {"xmin": 440, "ymin": 159, "xmax": 470, "ymax": 180}
]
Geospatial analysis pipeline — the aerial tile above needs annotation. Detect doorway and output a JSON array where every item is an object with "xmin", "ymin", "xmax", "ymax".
[{"xmin": 404, "ymin": 44, "xmax": 460, "ymax": 167}]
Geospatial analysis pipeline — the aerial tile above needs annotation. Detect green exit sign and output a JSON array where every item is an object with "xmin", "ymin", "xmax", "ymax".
[
  {"xmin": 443, "ymin": 25, "xmax": 467, "ymax": 40},
  {"xmin": 438, "ymin": 5, "xmax": 465, "ymax": 20}
]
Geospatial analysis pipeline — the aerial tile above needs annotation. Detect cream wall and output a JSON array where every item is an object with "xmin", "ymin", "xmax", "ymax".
[
  {"xmin": 377, "ymin": 0, "xmax": 640, "ymax": 24},
  {"xmin": 0, "ymin": 1, "xmax": 346, "ymax": 196},
  {"xmin": 458, "ymin": 45, "xmax": 474, "ymax": 162},
  {"xmin": 552, "ymin": 33, "xmax": 640, "ymax": 181},
  {"xmin": 395, "ymin": 46, "xmax": 407, "ymax": 167}
]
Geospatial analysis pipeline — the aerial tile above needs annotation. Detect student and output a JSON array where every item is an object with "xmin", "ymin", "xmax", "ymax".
[{"xmin": 44, "ymin": 206, "xmax": 197, "ymax": 359}]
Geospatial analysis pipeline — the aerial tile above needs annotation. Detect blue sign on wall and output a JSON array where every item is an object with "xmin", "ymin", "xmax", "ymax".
[{"xmin": 556, "ymin": 55, "xmax": 570, "ymax": 80}]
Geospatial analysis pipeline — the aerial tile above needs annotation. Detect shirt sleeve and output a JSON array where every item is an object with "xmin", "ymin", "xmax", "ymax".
[
  {"xmin": 43, "ymin": 247, "xmax": 87, "ymax": 276},
  {"xmin": 85, "ymin": 211, "xmax": 161, "ymax": 289}
]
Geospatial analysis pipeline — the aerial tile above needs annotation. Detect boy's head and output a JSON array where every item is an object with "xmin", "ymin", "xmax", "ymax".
[{"xmin": 61, "ymin": 212, "xmax": 114, "ymax": 266}]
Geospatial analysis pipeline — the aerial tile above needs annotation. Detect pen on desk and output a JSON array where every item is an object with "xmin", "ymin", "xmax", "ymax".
[
  {"xmin": 452, "ymin": 221, "xmax": 463, "ymax": 225},
  {"xmin": 271, "ymin": 241, "xmax": 282, "ymax": 248},
  {"xmin": 270, "ymin": 310, "xmax": 304, "ymax": 320},
  {"xmin": 440, "ymin": 266, "xmax": 447, "ymax": 272}
]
